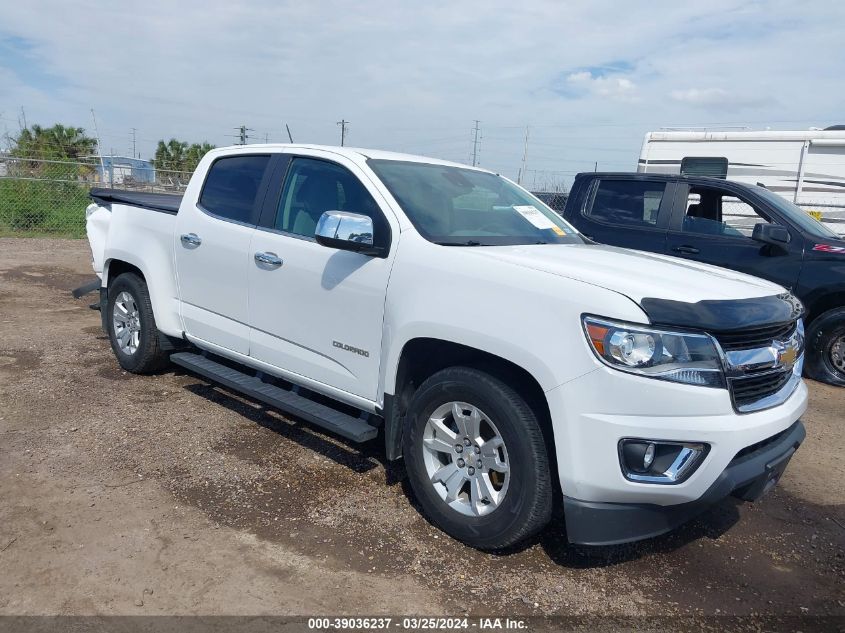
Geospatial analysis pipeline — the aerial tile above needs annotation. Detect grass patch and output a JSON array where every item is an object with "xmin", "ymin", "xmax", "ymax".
[{"xmin": 0, "ymin": 178, "xmax": 89, "ymax": 238}]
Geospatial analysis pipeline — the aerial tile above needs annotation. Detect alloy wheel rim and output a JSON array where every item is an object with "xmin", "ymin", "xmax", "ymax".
[
  {"xmin": 421, "ymin": 401, "xmax": 510, "ymax": 517},
  {"xmin": 112, "ymin": 291, "xmax": 141, "ymax": 355},
  {"xmin": 831, "ymin": 334, "xmax": 845, "ymax": 372}
]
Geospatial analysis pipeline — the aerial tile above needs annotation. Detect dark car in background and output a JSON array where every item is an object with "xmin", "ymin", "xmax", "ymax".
[{"xmin": 560, "ymin": 172, "xmax": 845, "ymax": 386}]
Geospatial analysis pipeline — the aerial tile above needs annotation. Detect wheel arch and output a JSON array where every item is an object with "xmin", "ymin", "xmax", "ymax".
[
  {"xmin": 101, "ymin": 250, "xmax": 183, "ymax": 338},
  {"xmin": 804, "ymin": 290, "xmax": 845, "ymax": 325},
  {"xmin": 383, "ymin": 337, "xmax": 558, "ymax": 487}
]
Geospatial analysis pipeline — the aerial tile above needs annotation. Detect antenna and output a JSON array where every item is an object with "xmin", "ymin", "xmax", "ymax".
[{"xmin": 286, "ymin": 124, "xmax": 294, "ymax": 143}]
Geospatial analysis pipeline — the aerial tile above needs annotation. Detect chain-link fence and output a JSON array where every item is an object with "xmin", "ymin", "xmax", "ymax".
[
  {"xmin": 2, "ymin": 160, "xmax": 843, "ymax": 239},
  {"xmin": 0, "ymin": 157, "xmax": 190, "ymax": 238},
  {"xmin": 795, "ymin": 200, "xmax": 845, "ymax": 235},
  {"xmin": 531, "ymin": 191, "xmax": 569, "ymax": 213}
]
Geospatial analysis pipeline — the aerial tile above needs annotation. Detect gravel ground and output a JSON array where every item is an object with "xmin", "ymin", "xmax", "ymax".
[{"xmin": 0, "ymin": 238, "xmax": 843, "ymax": 626}]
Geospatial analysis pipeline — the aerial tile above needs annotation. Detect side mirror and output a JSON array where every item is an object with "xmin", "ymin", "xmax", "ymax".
[
  {"xmin": 752, "ymin": 223, "xmax": 790, "ymax": 245},
  {"xmin": 315, "ymin": 211, "xmax": 384, "ymax": 257}
]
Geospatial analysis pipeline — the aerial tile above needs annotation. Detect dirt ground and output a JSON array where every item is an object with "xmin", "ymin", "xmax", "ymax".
[{"xmin": 0, "ymin": 238, "xmax": 843, "ymax": 624}]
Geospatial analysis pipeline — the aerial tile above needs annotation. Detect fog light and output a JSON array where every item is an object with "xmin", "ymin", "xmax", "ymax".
[
  {"xmin": 643, "ymin": 442, "xmax": 655, "ymax": 469},
  {"xmin": 619, "ymin": 439, "xmax": 708, "ymax": 484}
]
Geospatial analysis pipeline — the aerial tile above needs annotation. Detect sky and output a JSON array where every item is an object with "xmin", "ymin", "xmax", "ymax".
[{"xmin": 0, "ymin": 0, "xmax": 843, "ymax": 188}]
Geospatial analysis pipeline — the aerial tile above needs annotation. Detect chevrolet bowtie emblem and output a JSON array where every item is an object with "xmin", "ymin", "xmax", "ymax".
[{"xmin": 776, "ymin": 343, "xmax": 798, "ymax": 368}]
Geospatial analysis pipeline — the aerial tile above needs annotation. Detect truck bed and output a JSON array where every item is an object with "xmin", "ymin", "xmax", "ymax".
[{"xmin": 89, "ymin": 188, "xmax": 183, "ymax": 214}]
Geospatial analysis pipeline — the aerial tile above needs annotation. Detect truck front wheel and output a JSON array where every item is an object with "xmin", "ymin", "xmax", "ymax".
[
  {"xmin": 402, "ymin": 366, "xmax": 552, "ymax": 549},
  {"xmin": 106, "ymin": 272, "xmax": 169, "ymax": 374},
  {"xmin": 805, "ymin": 307, "xmax": 845, "ymax": 386}
]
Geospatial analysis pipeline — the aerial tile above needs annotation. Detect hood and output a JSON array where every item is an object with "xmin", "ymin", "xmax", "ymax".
[{"xmin": 467, "ymin": 243, "xmax": 784, "ymax": 304}]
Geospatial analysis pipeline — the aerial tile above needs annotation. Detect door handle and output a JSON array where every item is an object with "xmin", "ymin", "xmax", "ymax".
[
  {"xmin": 254, "ymin": 251, "xmax": 283, "ymax": 268},
  {"xmin": 672, "ymin": 245, "xmax": 700, "ymax": 255},
  {"xmin": 180, "ymin": 233, "xmax": 202, "ymax": 247}
]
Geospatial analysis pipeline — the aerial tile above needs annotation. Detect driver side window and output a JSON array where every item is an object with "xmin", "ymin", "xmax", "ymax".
[
  {"xmin": 275, "ymin": 157, "xmax": 389, "ymax": 248},
  {"xmin": 682, "ymin": 186, "xmax": 772, "ymax": 238}
]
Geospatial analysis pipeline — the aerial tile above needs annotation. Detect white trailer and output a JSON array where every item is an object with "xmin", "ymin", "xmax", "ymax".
[{"xmin": 638, "ymin": 128, "xmax": 845, "ymax": 230}]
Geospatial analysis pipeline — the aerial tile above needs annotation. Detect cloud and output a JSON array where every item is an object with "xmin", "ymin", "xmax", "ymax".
[
  {"xmin": 0, "ymin": 0, "xmax": 842, "ymax": 183},
  {"xmin": 564, "ymin": 70, "xmax": 639, "ymax": 102},
  {"xmin": 670, "ymin": 87, "xmax": 768, "ymax": 110}
]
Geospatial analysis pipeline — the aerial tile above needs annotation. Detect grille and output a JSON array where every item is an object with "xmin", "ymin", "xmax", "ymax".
[
  {"xmin": 713, "ymin": 322, "xmax": 796, "ymax": 351},
  {"xmin": 730, "ymin": 370, "xmax": 793, "ymax": 409}
]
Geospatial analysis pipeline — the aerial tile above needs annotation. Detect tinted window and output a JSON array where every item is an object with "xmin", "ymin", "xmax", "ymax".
[
  {"xmin": 587, "ymin": 180, "xmax": 665, "ymax": 227},
  {"xmin": 682, "ymin": 186, "xmax": 771, "ymax": 238},
  {"xmin": 199, "ymin": 155, "xmax": 270, "ymax": 224},
  {"xmin": 275, "ymin": 157, "xmax": 389, "ymax": 248},
  {"xmin": 368, "ymin": 159, "xmax": 581, "ymax": 246},
  {"xmin": 754, "ymin": 187, "xmax": 839, "ymax": 239},
  {"xmin": 680, "ymin": 157, "xmax": 728, "ymax": 179}
]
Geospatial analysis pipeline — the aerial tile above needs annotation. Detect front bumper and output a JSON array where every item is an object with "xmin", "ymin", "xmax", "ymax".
[
  {"xmin": 563, "ymin": 419, "xmax": 805, "ymax": 545},
  {"xmin": 546, "ymin": 364, "xmax": 808, "ymax": 545}
]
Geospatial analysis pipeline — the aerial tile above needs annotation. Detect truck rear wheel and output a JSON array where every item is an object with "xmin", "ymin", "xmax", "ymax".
[
  {"xmin": 402, "ymin": 366, "xmax": 552, "ymax": 549},
  {"xmin": 805, "ymin": 308, "xmax": 845, "ymax": 386},
  {"xmin": 106, "ymin": 272, "xmax": 169, "ymax": 374}
]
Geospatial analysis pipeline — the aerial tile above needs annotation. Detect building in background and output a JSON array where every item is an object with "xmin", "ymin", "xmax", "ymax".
[{"xmin": 92, "ymin": 155, "xmax": 156, "ymax": 185}]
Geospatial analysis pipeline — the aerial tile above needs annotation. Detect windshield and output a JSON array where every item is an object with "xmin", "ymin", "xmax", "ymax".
[
  {"xmin": 754, "ymin": 187, "xmax": 840, "ymax": 239},
  {"xmin": 368, "ymin": 159, "xmax": 583, "ymax": 246}
]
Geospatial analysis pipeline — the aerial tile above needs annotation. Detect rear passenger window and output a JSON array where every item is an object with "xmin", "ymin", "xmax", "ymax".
[
  {"xmin": 587, "ymin": 180, "xmax": 666, "ymax": 227},
  {"xmin": 199, "ymin": 155, "xmax": 270, "ymax": 224}
]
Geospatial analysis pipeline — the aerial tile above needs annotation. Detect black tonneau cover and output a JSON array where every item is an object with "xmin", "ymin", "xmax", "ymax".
[{"xmin": 89, "ymin": 188, "xmax": 183, "ymax": 214}]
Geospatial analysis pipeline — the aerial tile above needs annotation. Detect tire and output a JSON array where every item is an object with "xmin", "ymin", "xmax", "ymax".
[
  {"xmin": 106, "ymin": 272, "xmax": 169, "ymax": 374},
  {"xmin": 804, "ymin": 307, "xmax": 845, "ymax": 386},
  {"xmin": 402, "ymin": 366, "xmax": 552, "ymax": 549}
]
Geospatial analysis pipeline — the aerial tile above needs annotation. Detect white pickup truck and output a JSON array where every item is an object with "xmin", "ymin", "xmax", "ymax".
[{"xmin": 85, "ymin": 144, "xmax": 808, "ymax": 549}]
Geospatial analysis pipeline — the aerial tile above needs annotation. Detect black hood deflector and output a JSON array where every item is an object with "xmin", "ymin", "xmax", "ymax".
[{"xmin": 639, "ymin": 293, "xmax": 803, "ymax": 332}]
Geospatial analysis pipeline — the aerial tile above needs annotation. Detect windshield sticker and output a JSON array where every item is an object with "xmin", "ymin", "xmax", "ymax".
[
  {"xmin": 513, "ymin": 205, "xmax": 558, "ymax": 230},
  {"xmin": 813, "ymin": 244, "xmax": 845, "ymax": 254}
]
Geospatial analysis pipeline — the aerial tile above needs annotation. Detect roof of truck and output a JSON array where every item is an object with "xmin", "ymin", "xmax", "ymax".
[{"xmin": 211, "ymin": 143, "xmax": 491, "ymax": 172}]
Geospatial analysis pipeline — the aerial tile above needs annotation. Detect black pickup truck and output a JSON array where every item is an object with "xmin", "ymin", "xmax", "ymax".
[{"xmin": 561, "ymin": 172, "xmax": 845, "ymax": 386}]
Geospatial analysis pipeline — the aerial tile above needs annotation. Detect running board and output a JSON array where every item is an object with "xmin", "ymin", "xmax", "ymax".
[{"xmin": 170, "ymin": 352, "xmax": 378, "ymax": 443}]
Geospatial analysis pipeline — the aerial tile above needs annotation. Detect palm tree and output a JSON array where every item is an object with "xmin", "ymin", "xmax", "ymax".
[{"xmin": 11, "ymin": 124, "xmax": 96, "ymax": 161}]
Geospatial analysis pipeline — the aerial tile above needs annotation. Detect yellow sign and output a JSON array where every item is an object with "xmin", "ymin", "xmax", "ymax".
[{"xmin": 808, "ymin": 209, "xmax": 823, "ymax": 221}]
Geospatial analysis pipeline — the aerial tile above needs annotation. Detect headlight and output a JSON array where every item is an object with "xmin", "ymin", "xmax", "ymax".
[{"xmin": 582, "ymin": 316, "xmax": 725, "ymax": 388}]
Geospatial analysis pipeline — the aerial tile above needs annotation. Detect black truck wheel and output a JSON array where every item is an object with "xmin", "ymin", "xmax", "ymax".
[
  {"xmin": 805, "ymin": 307, "xmax": 845, "ymax": 386},
  {"xmin": 402, "ymin": 366, "xmax": 552, "ymax": 550},
  {"xmin": 106, "ymin": 272, "xmax": 170, "ymax": 374}
]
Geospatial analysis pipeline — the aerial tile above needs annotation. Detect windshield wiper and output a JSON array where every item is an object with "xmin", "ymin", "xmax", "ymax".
[{"xmin": 434, "ymin": 240, "xmax": 487, "ymax": 246}]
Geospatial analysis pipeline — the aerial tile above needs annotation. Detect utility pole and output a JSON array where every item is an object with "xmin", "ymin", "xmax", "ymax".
[
  {"xmin": 517, "ymin": 125, "xmax": 530, "ymax": 184},
  {"xmin": 234, "ymin": 125, "xmax": 253, "ymax": 145},
  {"xmin": 264, "ymin": 132, "xmax": 269, "ymax": 143},
  {"xmin": 130, "ymin": 127, "xmax": 137, "ymax": 158},
  {"xmin": 20, "ymin": 106, "xmax": 27, "ymax": 130},
  {"xmin": 471, "ymin": 120, "xmax": 481, "ymax": 167},
  {"xmin": 337, "ymin": 119, "xmax": 349, "ymax": 146},
  {"xmin": 90, "ymin": 108, "xmax": 105, "ymax": 179}
]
